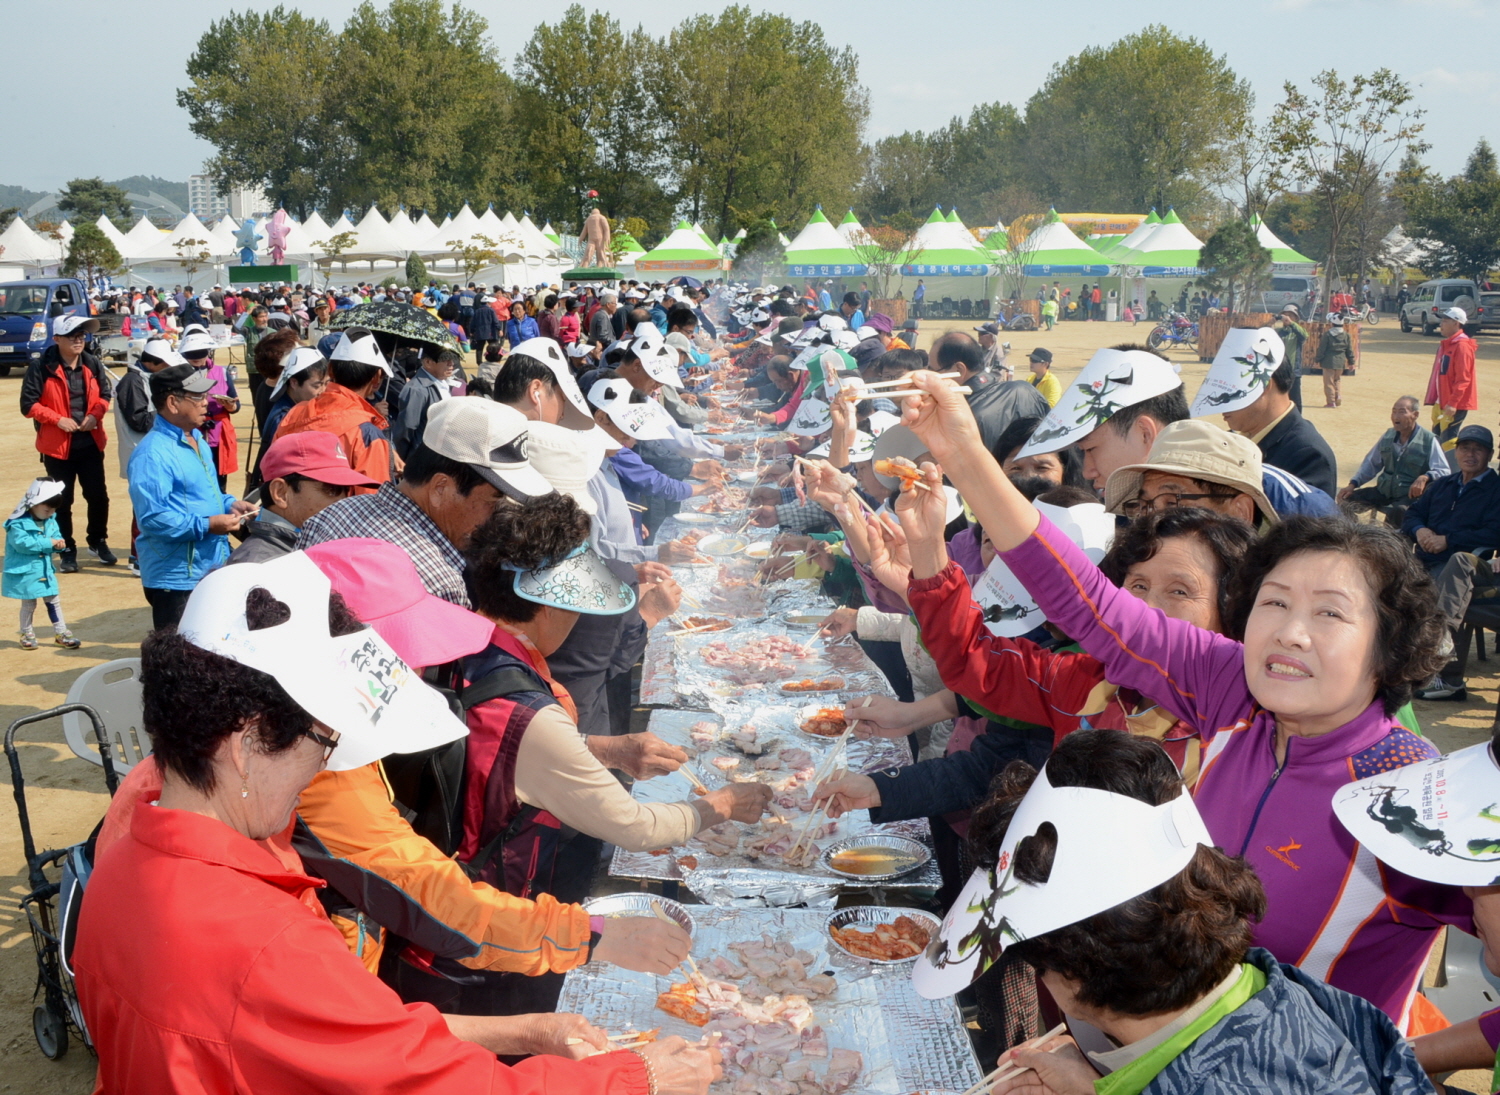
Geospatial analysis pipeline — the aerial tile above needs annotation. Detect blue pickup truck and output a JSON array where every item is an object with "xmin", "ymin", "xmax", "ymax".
[{"xmin": 0, "ymin": 278, "xmax": 93, "ymax": 377}]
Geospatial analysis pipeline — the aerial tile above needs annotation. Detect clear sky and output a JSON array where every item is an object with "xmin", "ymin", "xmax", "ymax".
[{"xmin": 0, "ymin": 0, "xmax": 1489, "ymax": 193}]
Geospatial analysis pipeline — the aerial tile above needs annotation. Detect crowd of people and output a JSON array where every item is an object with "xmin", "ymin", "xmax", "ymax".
[{"xmin": 11, "ymin": 268, "xmax": 1500, "ymax": 1094}]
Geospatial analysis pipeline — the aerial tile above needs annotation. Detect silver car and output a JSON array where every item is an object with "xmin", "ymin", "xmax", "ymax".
[{"xmin": 1400, "ymin": 279, "xmax": 1479, "ymax": 335}]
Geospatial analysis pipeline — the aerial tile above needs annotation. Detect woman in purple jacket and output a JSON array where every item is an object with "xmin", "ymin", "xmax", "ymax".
[{"xmin": 890, "ymin": 371, "xmax": 1466, "ymax": 1030}]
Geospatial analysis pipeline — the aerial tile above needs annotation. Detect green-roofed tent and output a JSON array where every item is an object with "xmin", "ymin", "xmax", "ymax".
[
  {"xmin": 1017, "ymin": 209, "xmax": 1111, "ymax": 275},
  {"xmin": 835, "ymin": 209, "xmax": 866, "ymax": 246},
  {"xmin": 904, "ymin": 207, "xmax": 992, "ymax": 275},
  {"xmin": 634, "ymin": 220, "xmax": 724, "ymax": 273},
  {"xmin": 1250, "ymin": 213, "xmax": 1317, "ymax": 271},
  {"xmin": 1114, "ymin": 208, "xmax": 1203, "ymax": 276},
  {"xmin": 783, "ymin": 207, "xmax": 867, "ymax": 276}
]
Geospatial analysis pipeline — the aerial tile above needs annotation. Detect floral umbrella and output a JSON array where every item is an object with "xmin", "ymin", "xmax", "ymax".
[{"xmin": 326, "ymin": 300, "xmax": 463, "ymax": 356}]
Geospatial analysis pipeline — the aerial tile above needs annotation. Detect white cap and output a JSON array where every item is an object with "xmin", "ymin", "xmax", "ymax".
[
  {"xmin": 633, "ymin": 339, "xmax": 684, "ymax": 389},
  {"xmin": 52, "ymin": 314, "xmax": 99, "ymax": 337},
  {"xmin": 421, "ymin": 399, "xmax": 554, "ymax": 500},
  {"xmin": 10, "ymin": 477, "xmax": 66, "ymax": 521},
  {"xmin": 140, "ymin": 340, "xmax": 187, "ymax": 367},
  {"xmin": 1189, "ymin": 327, "xmax": 1285, "ymax": 417},
  {"xmin": 524, "ymin": 420, "xmax": 607, "ymax": 515},
  {"xmin": 177, "ymin": 551, "xmax": 469, "ymax": 772},
  {"xmin": 177, "ymin": 330, "xmax": 218, "ymax": 357},
  {"xmin": 502, "ymin": 337, "xmax": 593, "ymax": 429},
  {"xmin": 1438, "ymin": 307, "xmax": 1468, "ymax": 324},
  {"xmin": 331, "ymin": 329, "xmax": 392, "ymax": 375},
  {"xmin": 1017, "ymin": 348, "xmax": 1182, "ymax": 458},
  {"xmin": 269, "ymin": 347, "xmax": 328, "ymax": 400},
  {"xmin": 588, "ymin": 378, "xmax": 675, "ymax": 440}
]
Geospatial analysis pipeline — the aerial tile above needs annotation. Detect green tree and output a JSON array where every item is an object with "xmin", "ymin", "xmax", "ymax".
[
  {"xmin": 512, "ymin": 7, "xmax": 671, "ymax": 230},
  {"xmin": 859, "ymin": 131, "xmax": 950, "ymax": 223},
  {"xmin": 405, "ymin": 252, "xmax": 429, "ymax": 288},
  {"xmin": 1401, "ymin": 141, "xmax": 1500, "ymax": 282},
  {"xmin": 1018, "ymin": 27, "xmax": 1251, "ymax": 215},
  {"xmin": 448, "ymin": 234, "xmax": 503, "ymax": 283},
  {"xmin": 178, "ymin": 7, "xmax": 338, "ymax": 219},
  {"xmin": 0, "ymin": 207, "xmax": 17, "ymax": 232},
  {"xmin": 1271, "ymin": 69, "xmax": 1426, "ymax": 302},
  {"xmin": 56, "ymin": 178, "xmax": 132, "ymax": 223},
  {"xmin": 314, "ymin": 230, "xmax": 359, "ymax": 289},
  {"xmin": 329, "ymin": 0, "xmax": 517, "ymax": 215},
  {"xmin": 660, "ymin": 7, "xmax": 867, "ymax": 237},
  {"xmin": 1195, "ymin": 221, "xmax": 1272, "ymax": 313},
  {"xmin": 62, "ymin": 223, "xmax": 124, "ymax": 287},
  {"xmin": 173, "ymin": 237, "xmax": 215, "ymax": 285},
  {"xmin": 730, "ymin": 218, "xmax": 783, "ymax": 283}
]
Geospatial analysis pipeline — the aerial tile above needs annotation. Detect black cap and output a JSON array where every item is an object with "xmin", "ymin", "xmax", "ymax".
[
  {"xmin": 1028, "ymin": 348, "xmax": 1053, "ymax": 364},
  {"xmin": 1457, "ymin": 424, "xmax": 1495, "ymax": 451},
  {"xmin": 151, "ymin": 365, "xmax": 215, "ymax": 396},
  {"xmin": 901, "ymin": 318, "xmax": 918, "ymax": 330},
  {"xmin": 974, "ymin": 322, "xmax": 1001, "ymax": 336}
]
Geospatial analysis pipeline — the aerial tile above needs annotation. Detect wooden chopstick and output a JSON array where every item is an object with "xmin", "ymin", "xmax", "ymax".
[
  {"xmin": 959, "ymin": 1022, "xmax": 1068, "ymax": 1095},
  {"xmin": 626, "ymin": 501, "xmax": 648, "ymax": 512},
  {"xmin": 859, "ymin": 371, "xmax": 961, "ymax": 389},
  {"xmin": 681, "ymin": 764, "xmax": 710, "ymax": 793},
  {"xmin": 872, "ymin": 386, "xmax": 971, "ymax": 398},
  {"xmin": 787, "ymin": 800, "xmax": 829, "ymax": 857}
]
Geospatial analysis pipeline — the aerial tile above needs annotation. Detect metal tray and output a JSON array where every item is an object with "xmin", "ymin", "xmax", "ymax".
[
  {"xmin": 822, "ymin": 834, "xmax": 933, "ymax": 883},
  {"xmin": 556, "ymin": 906, "xmax": 981, "ymax": 1095},
  {"xmin": 825, "ymin": 906, "xmax": 939, "ymax": 965},
  {"xmin": 582, "ymin": 894, "xmax": 695, "ymax": 937}
]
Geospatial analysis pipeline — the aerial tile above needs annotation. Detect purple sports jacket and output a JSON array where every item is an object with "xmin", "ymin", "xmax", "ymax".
[{"xmin": 1000, "ymin": 515, "xmax": 1472, "ymax": 1027}]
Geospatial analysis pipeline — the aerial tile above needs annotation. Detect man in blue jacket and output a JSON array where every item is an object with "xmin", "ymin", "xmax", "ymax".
[
  {"xmin": 1401, "ymin": 424, "xmax": 1500, "ymax": 576},
  {"xmin": 127, "ymin": 365, "xmax": 258, "ymax": 630}
]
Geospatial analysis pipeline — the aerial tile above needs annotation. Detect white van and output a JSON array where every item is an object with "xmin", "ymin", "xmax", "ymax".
[
  {"xmin": 1400, "ymin": 279, "xmax": 1479, "ymax": 335},
  {"xmin": 1260, "ymin": 275, "xmax": 1319, "ymax": 314}
]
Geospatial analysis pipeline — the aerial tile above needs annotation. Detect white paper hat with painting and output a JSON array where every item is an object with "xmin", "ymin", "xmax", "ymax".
[
  {"xmin": 1189, "ymin": 327, "xmax": 1284, "ymax": 418},
  {"xmin": 1333, "ymin": 740, "xmax": 1500, "ymax": 887},
  {"xmin": 1016, "ymin": 348, "xmax": 1181, "ymax": 458},
  {"xmin": 788, "ymin": 398, "xmax": 833, "ymax": 437},
  {"xmin": 911, "ymin": 767, "xmax": 1213, "ymax": 999},
  {"xmin": 970, "ymin": 502, "xmax": 1116, "ymax": 637}
]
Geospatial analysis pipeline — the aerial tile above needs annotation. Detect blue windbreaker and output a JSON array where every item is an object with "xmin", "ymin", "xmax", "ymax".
[{"xmin": 127, "ymin": 417, "xmax": 236, "ymax": 590}]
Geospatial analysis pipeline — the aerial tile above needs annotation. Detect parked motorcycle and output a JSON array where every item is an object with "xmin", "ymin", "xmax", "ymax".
[{"xmin": 1146, "ymin": 311, "xmax": 1200, "ymax": 351}]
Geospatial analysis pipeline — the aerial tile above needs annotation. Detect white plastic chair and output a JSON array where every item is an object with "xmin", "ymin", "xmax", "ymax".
[
  {"xmin": 62, "ymin": 659, "xmax": 152, "ymax": 775},
  {"xmin": 1423, "ymin": 926, "xmax": 1500, "ymax": 1025}
]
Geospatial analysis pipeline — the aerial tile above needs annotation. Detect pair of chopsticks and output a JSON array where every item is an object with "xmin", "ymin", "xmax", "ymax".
[
  {"xmin": 787, "ymin": 801, "xmax": 827, "ymax": 858},
  {"xmin": 680, "ymin": 763, "xmax": 710, "ymax": 794},
  {"xmin": 877, "ymin": 385, "xmax": 971, "ymax": 399},
  {"xmin": 566, "ymin": 1030, "xmax": 659, "ymax": 1052},
  {"xmin": 959, "ymin": 1022, "xmax": 1069, "ymax": 1095},
  {"xmin": 859, "ymin": 370, "xmax": 961, "ymax": 389},
  {"xmin": 626, "ymin": 500, "xmax": 648, "ymax": 512}
]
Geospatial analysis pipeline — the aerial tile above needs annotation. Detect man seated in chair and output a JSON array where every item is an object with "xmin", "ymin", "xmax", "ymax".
[
  {"xmin": 1338, "ymin": 395, "xmax": 1450, "ymax": 526},
  {"xmin": 1402, "ymin": 425, "xmax": 1500, "ymax": 701}
]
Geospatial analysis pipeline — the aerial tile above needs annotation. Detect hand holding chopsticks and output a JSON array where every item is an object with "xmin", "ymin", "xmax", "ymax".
[
  {"xmin": 960, "ymin": 1023, "xmax": 1074, "ymax": 1095},
  {"xmin": 651, "ymin": 901, "xmax": 700, "ymax": 977}
]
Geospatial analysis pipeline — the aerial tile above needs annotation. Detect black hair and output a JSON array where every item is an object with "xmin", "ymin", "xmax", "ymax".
[
  {"xmin": 869, "ymin": 347, "xmax": 928, "ymax": 379},
  {"xmin": 769, "ymin": 299, "xmax": 796, "ymax": 317},
  {"xmin": 1100, "ymin": 507, "xmax": 1256, "ymax": 629},
  {"xmin": 666, "ymin": 306, "xmax": 696, "ymax": 330},
  {"xmin": 1270, "ymin": 359, "xmax": 1295, "ymax": 395},
  {"xmin": 492, "ymin": 352, "xmax": 558, "ymax": 406},
  {"xmin": 464, "ymin": 493, "xmax": 592, "ymax": 623},
  {"xmin": 842, "ymin": 291, "xmax": 859, "ymax": 307},
  {"xmin": 1107, "ymin": 385, "xmax": 1190, "ymax": 438},
  {"xmin": 966, "ymin": 731, "xmax": 1265, "ymax": 1016},
  {"xmin": 992, "ymin": 416, "xmax": 1090, "ymax": 490},
  {"xmin": 287, "ymin": 359, "xmax": 329, "ymax": 388},
  {"xmin": 1224, "ymin": 517, "xmax": 1447, "ymax": 714},
  {"xmin": 142, "ymin": 587, "xmax": 364, "ymax": 794},
  {"xmin": 400, "ymin": 443, "xmax": 491, "ymax": 495}
]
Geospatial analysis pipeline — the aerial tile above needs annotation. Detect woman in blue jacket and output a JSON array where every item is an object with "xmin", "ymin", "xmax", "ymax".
[{"xmin": 505, "ymin": 301, "xmax": 540, "ymax": 351}]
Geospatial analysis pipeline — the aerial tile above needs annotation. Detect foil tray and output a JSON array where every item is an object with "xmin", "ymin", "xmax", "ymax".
[
  {"xmin": 556, "ymin": 907, "xmax": 982, "ymax": 1095},
  {"xmin": 609, "ymin": 708, "xmax": 939, "ymax": 892}
]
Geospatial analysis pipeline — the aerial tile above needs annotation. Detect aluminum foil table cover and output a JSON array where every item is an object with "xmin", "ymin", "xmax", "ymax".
[
  {"xmin": 556, "ymin": 907, "xmax": 982, "ymax": 1095},
  {"xmin": 609, "ymin": 708, "xmax": 939, "ymax": 893}
]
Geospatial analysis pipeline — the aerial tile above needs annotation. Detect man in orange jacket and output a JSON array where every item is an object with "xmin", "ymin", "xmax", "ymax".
[
  {"xmin": 1424, "ymin": 306, "xmax": 1479, "ymax": 464},
  {"xmin": 276, "ymin": 326, "xmax": 394, "ymax": 490}
]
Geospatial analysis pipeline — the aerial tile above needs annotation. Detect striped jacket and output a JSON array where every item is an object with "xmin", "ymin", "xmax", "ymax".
[{"xmin": 1000, "ymin": 516, "xmax": 1473, "ymax": 1027}]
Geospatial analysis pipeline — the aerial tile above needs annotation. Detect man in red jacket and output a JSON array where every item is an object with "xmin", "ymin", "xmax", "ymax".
[
  {"xmin": 1424, "ymin": 306, "xmax": 1478, "ymax": 467},
  {"xmin": 19, "ymin": 314, "xmax": 116, "ymax": 572}
]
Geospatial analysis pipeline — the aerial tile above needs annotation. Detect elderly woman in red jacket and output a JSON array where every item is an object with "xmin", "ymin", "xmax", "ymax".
[{"xmin": 74, "ymin": 551, "xmax": 718, "ymax": 1095}]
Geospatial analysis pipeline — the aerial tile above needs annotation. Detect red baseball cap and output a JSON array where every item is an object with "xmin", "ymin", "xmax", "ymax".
[
  {"xmin": 304, "ymin": 538, "xmax": 494, "ymax": 669},
  {"xmin": 259, "ymin": 431, "xmax": 379, "ymax": 487}
]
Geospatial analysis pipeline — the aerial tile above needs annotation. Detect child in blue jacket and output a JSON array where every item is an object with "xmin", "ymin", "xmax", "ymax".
[{"xmin": 4, "ymin": 479, "xmax": 79, "ymax": 649}]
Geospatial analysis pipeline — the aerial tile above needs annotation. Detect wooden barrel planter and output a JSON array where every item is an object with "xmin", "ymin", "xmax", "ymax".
[
  {"xmin": 1196, "ymin": 312, "xmax": 1274, "ymax": 361},
  {"xmin": 871, "ymin": 298, "xmax": 907, "ymax": 325}
]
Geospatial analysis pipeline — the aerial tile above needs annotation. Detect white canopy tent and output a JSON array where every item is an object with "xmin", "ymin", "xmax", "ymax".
[{"xmin": 0, "ymin": 217, "xmax": 63, "ymax": 268}]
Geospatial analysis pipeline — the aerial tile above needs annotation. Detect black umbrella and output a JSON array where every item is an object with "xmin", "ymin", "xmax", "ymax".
[{"xmin": 326, "ymin": 301, "xmax": 464, "ymax": 357}]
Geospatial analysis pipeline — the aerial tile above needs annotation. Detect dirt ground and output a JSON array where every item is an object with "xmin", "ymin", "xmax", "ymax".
[{"xmin": 0, "ymin": 320, "xmax": 1495, "ymax": 1089}]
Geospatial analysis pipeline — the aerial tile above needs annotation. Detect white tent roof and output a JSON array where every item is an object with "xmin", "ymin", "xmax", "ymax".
[
  {"xmin": 415, "ymin": 212, "xmax": 438, "ymax": 235},
  {"xmin": 386, "ymin": 208, "xmax": 427, "ymax": 251},
  {"xmin": 1107, "ymin": 214, "xmax": 1161, "ymax": 256},
  {"xmin": 478, "ymin": 206, "xmax": 506, "ymax": 236},
  {"xmin": 206, "ymin": 216, "xmax": 240, "ymax": 256},
  {"xmin": 94, "ymin": 215, "xmax": 128, "ymax": 250},
  {"xmin": 1121, "ymin": 213, "xmax": 1202, "ymax": 260},
  {"xmin": 301, "ymin": 211, "xmax": 332, "ymax": 240},
  {"xmin": 276, "ymin": 216, "xmax": 323, "ymax": 259},
  {"xmin": 56, "ymin": 220, "xmax": 75, "ymax": 243},
  {"xmin": 134, "ymin": 213, "xmax": 233, "ymax": 263},
  {"xmin": 516, "ymin": 215, "xmax": 560, "ymax": 259},
  {"xmin": 342, "ymin": 205, "xmax": 404, "ymax": 259},
  {"xmin": 120, "ymin": 216, "xmax": 167, "ymax": 261},
  {"xmin": 0, "ymin": 218, "xmax": 62, "ymax": 265}
]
